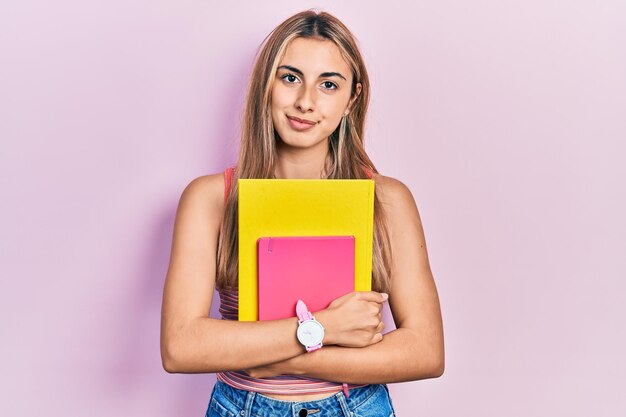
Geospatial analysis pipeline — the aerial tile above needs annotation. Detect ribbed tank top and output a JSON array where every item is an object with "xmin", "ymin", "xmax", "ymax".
[{"xmin": 215, "ymin": 165, "xmax": 375, "ymax": 395}]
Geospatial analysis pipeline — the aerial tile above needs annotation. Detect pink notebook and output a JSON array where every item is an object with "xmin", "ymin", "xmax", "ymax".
[{"xmin": 257, "ymin": 236, "xmax": 355, "ymax": 321}]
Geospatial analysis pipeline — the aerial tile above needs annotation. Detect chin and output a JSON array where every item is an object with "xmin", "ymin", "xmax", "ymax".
[{"xmin": 278, "ymin": 133, "xmax": 329, "ymax": 149}]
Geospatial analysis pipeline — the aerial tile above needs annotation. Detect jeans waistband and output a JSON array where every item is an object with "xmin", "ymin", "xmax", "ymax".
[{"xmin": 214, "ymin": 379, "xmax": 384, "ymax": 412}]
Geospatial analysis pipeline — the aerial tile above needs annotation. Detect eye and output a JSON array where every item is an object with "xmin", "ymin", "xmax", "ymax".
[
  {"xmin": 281, "ymin": 73, "xmax": 299, "ymax": 84},
  {"xmin": 322, "ymin": 81, "xmax": 338, "ymax": 90}
]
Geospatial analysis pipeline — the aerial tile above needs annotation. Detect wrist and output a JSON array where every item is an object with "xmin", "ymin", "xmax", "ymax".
[{"xmin": 314, "ymin": 309, "xmax": 336, "ymax": 346}]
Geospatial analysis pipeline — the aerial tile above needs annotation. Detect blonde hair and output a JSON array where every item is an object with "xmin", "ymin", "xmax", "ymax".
[{"xmin": 216, "ymin": 9, "xmax": 393, "ymax": 294}]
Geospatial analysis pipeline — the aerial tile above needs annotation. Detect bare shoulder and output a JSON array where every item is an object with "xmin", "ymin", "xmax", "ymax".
[
  {"xmin": 371, "ymin": 173, "xmax": 418, "ymax": 215},
  {"xmin": 371, "ymin": 172, "xmax": 427, "ymax": 253},
  {"xmin": 170, "ymin": 171, "xmax": 229, "ymax": 248},
  {"xmin": 178, "ymin": 172, "xmax": 225, "ymax": 208},
  {"xmin": 185, "ymin": 171, "xmax": 225, "ymax": 189}
]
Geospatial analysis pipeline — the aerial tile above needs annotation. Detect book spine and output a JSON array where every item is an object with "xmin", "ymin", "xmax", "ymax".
[{"xmin": 362, "ymin": 180, "xmax": 375, "ymax": 291}]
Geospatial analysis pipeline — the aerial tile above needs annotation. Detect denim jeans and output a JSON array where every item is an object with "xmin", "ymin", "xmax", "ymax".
[{"xmin": 205, "ymin": 380, "xmax": 397, "ymax": 417}]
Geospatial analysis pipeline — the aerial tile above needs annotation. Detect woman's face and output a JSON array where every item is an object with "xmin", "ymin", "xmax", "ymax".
[{"xmin": 271, "ymin": 37, "xmax": 361, "ymax": 150}]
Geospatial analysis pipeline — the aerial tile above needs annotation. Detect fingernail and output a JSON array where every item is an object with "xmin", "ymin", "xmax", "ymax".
[{"xmin": 381, "ymin": 293, "xmax": 388, "ymax": 300}]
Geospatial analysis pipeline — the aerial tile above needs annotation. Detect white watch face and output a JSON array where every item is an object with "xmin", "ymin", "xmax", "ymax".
[{"xmin": 297, "ymin": 320, "xmax": 324, "ymax": 346}]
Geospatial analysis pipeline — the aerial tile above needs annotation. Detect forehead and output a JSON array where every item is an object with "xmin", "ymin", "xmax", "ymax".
[{"xmin": 279, "ymin": 37, "xmax": 351, "ymax": 77}]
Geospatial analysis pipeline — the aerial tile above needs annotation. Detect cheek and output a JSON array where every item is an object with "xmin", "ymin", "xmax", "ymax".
[
  {"xmin": 271, "ymin": 85, "xmax": 292, "ymax": 109},
  {"xmin": 322, "ymin": 102, "xmax": 346, "ymax": 123},
  {"xmin": 321, "ymin": 93, "xmax": 351, "ymax": 117}
]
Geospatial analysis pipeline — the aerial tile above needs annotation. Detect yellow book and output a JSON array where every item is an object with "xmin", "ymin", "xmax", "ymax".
[{"xmin": 238, "ymin": 179, "xmax": 375, "ymax": 321}]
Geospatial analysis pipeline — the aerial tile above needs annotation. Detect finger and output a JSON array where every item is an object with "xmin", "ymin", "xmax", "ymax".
[
  {"xmin": 367, "ymin": 300, "xmax": 386, "ymax": 313},
  {"xmin": 358, "ymin": 291, "xmax": 389, "ymax": 303}
]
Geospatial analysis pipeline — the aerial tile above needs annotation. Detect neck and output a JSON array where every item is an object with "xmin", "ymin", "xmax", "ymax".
[{"xmin": 273, "ymin": 147, "xmax": 331, "ymax": 179}]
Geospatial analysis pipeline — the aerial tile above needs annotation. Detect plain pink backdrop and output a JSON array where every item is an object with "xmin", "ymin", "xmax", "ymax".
[{"xmin": 1, "ymin": 1, "xmax": 625, "ymax": 416}]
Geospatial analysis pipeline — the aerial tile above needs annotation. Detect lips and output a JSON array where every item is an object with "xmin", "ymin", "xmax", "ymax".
[
  {"xmin": 287, "ymin": 115, "xmax": 316, "ymax": 125},
  {"xmin": 286, "ymin": 115, "xmax": 317, "ymax": 131}
]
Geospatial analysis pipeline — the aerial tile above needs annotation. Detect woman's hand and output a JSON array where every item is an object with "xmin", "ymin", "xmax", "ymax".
[{"xmin": 316, "ymin": 291, "xmax": 388, "ymax": 348}]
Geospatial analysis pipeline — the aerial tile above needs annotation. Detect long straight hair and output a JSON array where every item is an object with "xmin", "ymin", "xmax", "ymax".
[{"xmin": 216, "ymin": 10, "xmax": 393, "ymax": 294}]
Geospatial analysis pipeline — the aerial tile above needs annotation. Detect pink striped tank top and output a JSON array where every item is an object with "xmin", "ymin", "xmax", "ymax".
[{"xmin": 215, "ymin": 165, "xmax": 374, "ymax": 396}]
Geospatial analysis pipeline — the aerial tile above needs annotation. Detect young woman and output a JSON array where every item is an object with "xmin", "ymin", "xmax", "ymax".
[{"xmin": 160, "ymin": 9, "xmax": 444, "ymax": 417}]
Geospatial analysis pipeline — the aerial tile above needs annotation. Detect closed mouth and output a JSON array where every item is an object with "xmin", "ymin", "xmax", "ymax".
[{"xmin": 287, "ymin": 115, "xmax": 316, "ymax": 125}]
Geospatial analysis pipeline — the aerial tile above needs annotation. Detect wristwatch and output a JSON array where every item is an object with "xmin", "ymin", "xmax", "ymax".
[{"xmin": 296, "ymin": 299, "xmax": 325, "ymax": 352}]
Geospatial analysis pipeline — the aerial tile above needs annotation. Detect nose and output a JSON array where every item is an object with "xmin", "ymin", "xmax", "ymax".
[{"xmin": 295, "ymin": 83, "xmax": 315, "ymax": 113}]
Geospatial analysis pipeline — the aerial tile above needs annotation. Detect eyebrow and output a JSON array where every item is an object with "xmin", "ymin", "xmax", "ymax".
[{"xmin": 277, "ymin": 65, "xmax": 347, "ymax": 81}]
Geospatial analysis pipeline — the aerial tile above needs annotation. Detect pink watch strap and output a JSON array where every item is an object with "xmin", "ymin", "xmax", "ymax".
[{"xmin": 296, "ymin": 299, "xmax": 313, "ymax": 321}]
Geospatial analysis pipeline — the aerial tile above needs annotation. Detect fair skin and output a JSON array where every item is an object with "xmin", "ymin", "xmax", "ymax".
[
  {"xmin": 160, "ymin": 37, "xmax": 444, "ymax": 403},
  {"xmin": 270, "ymin": 37, "xmax": 361, "ymax": 180}
]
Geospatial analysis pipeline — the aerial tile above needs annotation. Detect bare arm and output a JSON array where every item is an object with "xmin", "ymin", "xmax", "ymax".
[
  {"xmin": 248, "ymin": 328, "xmax": 438, "ymax": 384},
  {"xmin": 160, "ymin": 174, "xmax": 308, "ymax": 373},
  {"xmin": 245, "ymin": 175, "xmax": 445, "ymax": 383}
]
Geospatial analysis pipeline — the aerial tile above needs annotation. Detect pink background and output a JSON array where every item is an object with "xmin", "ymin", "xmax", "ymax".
[{"xmin": 2, "ymin": 1, "xmax": 625, "ymax": 416}]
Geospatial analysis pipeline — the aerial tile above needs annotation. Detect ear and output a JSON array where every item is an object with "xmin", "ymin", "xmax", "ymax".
[{"xmin": 347, "ymin": 82, "xmax": 362, "ymax": 111}]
